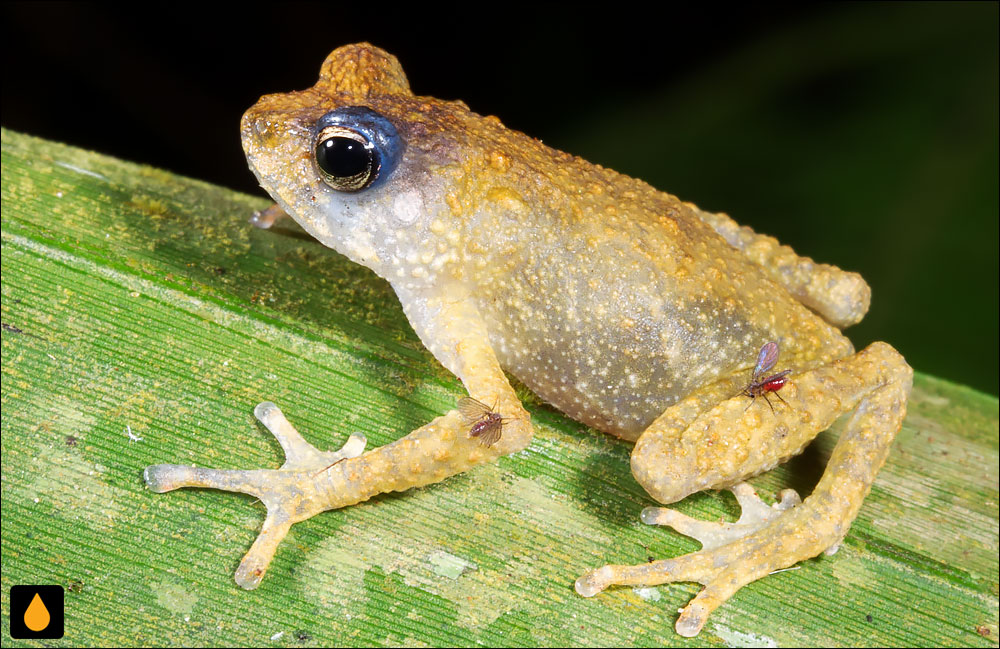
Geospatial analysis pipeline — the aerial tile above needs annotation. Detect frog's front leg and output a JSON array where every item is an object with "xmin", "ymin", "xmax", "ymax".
[
  {"xmin": 576, "ymin": 342, "xmax": 912, "ymax": 637},
  {"xmin": 694, "ymin": 207, "xmax": 871, "ymax": 329},
  {"xmin": 248, "ymin": 204, "xmax": 289, "ymax": 229},
  {"xmin": 144, "ymin": 301, "xmax": 532, "ymax": 589}
]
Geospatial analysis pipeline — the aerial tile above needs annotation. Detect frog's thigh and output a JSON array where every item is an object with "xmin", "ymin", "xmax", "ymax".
[
  {"xmin": 579, "ymin": 342, "xmax": 912, "ymax": 637},
  {"xmin": 629, "ymin": 365, "xmax": 834, "ymax": 505},
  {"xmin": 145, "ymin": 319, "xmax": 532, "ymax": 589}
]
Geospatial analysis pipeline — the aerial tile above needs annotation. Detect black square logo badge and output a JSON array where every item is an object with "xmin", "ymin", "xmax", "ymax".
[{"xmin": 9, "ymin": 585, "xmax": 64, "ymax": 639}]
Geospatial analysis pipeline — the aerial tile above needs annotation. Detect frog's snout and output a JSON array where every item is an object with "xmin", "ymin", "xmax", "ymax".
[{"xmin": 240, "ymin": 106, "xmax": 285, "ymax": 155}]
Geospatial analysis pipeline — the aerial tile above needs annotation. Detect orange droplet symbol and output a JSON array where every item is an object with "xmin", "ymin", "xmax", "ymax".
[{"xmin": 24, "ymin": 592, "xmax": 51, "ymax": 632}]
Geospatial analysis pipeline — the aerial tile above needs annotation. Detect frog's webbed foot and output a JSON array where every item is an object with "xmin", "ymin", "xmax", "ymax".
[
  {"xmin": 578, "ymin": 342, "xmax": 912, "ymax": 637},
  {"xmin": 576, "ymin": 485, "xmax": 824, "ymax": 637},
  {"xmin": 576, "ymin": 484, "xmax": 809, "ymax": 637},
  {"xmin": 145, "ymin": 315, "xmax": 535, "ymax": 590},
  {"xmin": 144, "ymin": 402, "xmax": 366, "ymax": 589},
  {"xmin": 641, "ymin": 483, "xmax": 802, "ymax": 551}
]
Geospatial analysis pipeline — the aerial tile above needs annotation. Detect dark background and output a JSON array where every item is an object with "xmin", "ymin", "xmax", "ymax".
[{"xmin": 3, "ymin": 2, "xmax": 997, "ymax": 395}]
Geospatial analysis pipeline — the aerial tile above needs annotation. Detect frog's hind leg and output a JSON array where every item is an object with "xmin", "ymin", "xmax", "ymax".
[
  {"xmin": 693, "ymin": 207, "xmax": 871, "ymax": 328},
  {"xmin": 575, "ymin": 342, "xmax": 912, "ymax": 637}
]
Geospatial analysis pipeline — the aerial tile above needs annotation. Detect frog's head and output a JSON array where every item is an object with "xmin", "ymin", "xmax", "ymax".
[{"xmin": 241, "ymin": 43, "xmax": 474, "ymax": 283}]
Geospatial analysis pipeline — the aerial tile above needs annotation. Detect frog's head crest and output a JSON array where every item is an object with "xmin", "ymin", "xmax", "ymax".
[{"xmin": 318, "ymin": 43, "xmax": 412, "ymax": 98}]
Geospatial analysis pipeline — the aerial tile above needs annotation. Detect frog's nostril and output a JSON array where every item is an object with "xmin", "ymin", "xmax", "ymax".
[
  {"xmin": 242, "ymin": 115, "xmax": 286, "ymax": 152},
  {"xmin": 254, "ymin": 122, "xmax": 269, "ymax": 140},
  {"xmin": 240, "ymin": 111, "xmax": 264, "ymax": 145}
]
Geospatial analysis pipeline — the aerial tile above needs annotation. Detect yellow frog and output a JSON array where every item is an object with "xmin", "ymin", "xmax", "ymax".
[{"xmin": 144, "ymin": 44, "xmax": 912, "ymax": 637}]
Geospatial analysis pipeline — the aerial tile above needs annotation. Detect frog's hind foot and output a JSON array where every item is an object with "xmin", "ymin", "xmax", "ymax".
[
  {"xmin": 578, "ymin": 343, "xmax": 912, "ymax": 637},
  {"xmin": 144, "ymin": 402, "xmax": 366, "ymax": 589},
  {"xmin": 575, "ymin": 484, "xmax": 814, "ymax": 638},
  {"xmin": 641, "ymin": 483, "xmax": 802, "ymax": 551}
]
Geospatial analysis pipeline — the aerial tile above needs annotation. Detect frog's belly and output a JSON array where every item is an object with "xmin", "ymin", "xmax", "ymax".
[{"xmin": 481, "ymin": 269, "xmax": 766, "ymax": 438}]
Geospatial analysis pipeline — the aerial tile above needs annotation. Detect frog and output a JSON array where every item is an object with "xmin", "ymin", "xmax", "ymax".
[{"xmin": 144, "ymin": 43, "xmax": 913, "ymax": 637}]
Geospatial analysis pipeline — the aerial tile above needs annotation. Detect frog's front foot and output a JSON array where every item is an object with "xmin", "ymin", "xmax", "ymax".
[
  {"xmin": 144, "ymin": 402, "xmax": 366, "ymax": 589},
  {"xmin": 146, "ymin": 358, "xmax": 534, "ymax": 590},
  {"xmin": 248, "ymin": 204, "xmax": 288, "ymax": 229}
]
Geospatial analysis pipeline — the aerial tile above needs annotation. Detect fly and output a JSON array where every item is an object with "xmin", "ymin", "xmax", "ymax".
[
  {"xmin": 457, "ymin": 396, "xmax": 505, "ymax": 447},
  {"xmin": 742, "ymin": 341, "xmax": 791, "ymax": 413}
]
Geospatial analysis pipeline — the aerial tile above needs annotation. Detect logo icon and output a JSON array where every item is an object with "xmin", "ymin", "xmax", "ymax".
[{"xmin": 9, "ymin": 585, "xmax": 64, "ymax": 639}]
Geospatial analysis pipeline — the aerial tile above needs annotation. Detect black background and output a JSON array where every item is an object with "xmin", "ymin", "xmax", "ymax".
[{"xmin": 3, "ymin": 2, "xmax": 997, "ymax": 394}]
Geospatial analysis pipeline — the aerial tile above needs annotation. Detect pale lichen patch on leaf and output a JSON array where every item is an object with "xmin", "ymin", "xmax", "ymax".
[
  {"xmin": 712, "ymin": 623, "xmax": 779, "ymax": 648},
  {"xmin": 151, "ymin": 578, "xmax": 198, "ymax": 617},
  {"xmin": 18, "ymin": 397, "xmax": 125, "ymax": 533},
  {"xmin": 294, "ymin": 462, "xmax": 613, "ymax": 631},
  {"xmin": 633, "ymin": 586, "xmax": 661, "ymax": 601},
  {"xmin": 829, "ymin": 546, "xmax": 879, "ymax": 590},
  {"xmin": 428, "ymin": 550, "xmax": 476, "ymax": 579}
]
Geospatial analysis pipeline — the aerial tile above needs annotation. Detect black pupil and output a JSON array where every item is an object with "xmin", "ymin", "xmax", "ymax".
[{"xmin": 316, "ymin": 137, "xmax": 371, "ymax": 178}]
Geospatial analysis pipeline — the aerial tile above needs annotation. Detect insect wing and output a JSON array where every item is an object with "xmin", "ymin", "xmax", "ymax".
[
  {"xmin": 457, "ymin": 396, "xmax": 492, "ymax": 422},
  {"xmin": 754, "ymin": 341, "xmax": 780, "ymax": 377},
  {"xmin": 766, "ymin": 369, "xmax": 792, "ymax": 381},
  {"xmin": 458, "ymin": 396, "xmax": 505, "ymax": 447}
]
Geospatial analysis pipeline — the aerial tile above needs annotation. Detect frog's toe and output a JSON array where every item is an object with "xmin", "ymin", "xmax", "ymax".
[
  {"xmin": 253, "ymin": 401, "xmax": 367, "ymax": 472},
  {"xmin": 575, "ymin": 552, "xmax": 734, "ymax": 637},
  {"xmin": 249, "ymin": 204, "xmax": 288, "ymax": 229},
  {"xmin": 642, "ymin": 482, "xmax": 801, "ymax": 550},
  {"xmin": 143, "ymin": 402, "xmax": 366, "ymax": 494},
  {"xmin": 574, "ymin": 554, "xmax": 709, "ymax": 599}
]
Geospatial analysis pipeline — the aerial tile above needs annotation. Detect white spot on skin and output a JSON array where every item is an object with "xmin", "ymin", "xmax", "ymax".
[
  {"xmin": 393, "ymin": 189, "xmax": 424, "ymax": 224},
  {"xmin": 344, "ymin": 230, "xmax": 379, "ymax": 266}
]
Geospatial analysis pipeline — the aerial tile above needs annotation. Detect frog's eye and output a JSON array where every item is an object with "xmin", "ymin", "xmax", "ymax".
[
  {"xmin": 315, "ymin": 126, "xmax": 377, "ymax": 191},
  {"xmin": 314, "ymin": 107, "xmax": 402, "ymax": 193}
]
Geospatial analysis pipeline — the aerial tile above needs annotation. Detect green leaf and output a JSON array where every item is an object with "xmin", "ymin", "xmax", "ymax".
[{"xmin": 2, "ymin": 128, "xmax": 997, "ymax": 646}]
